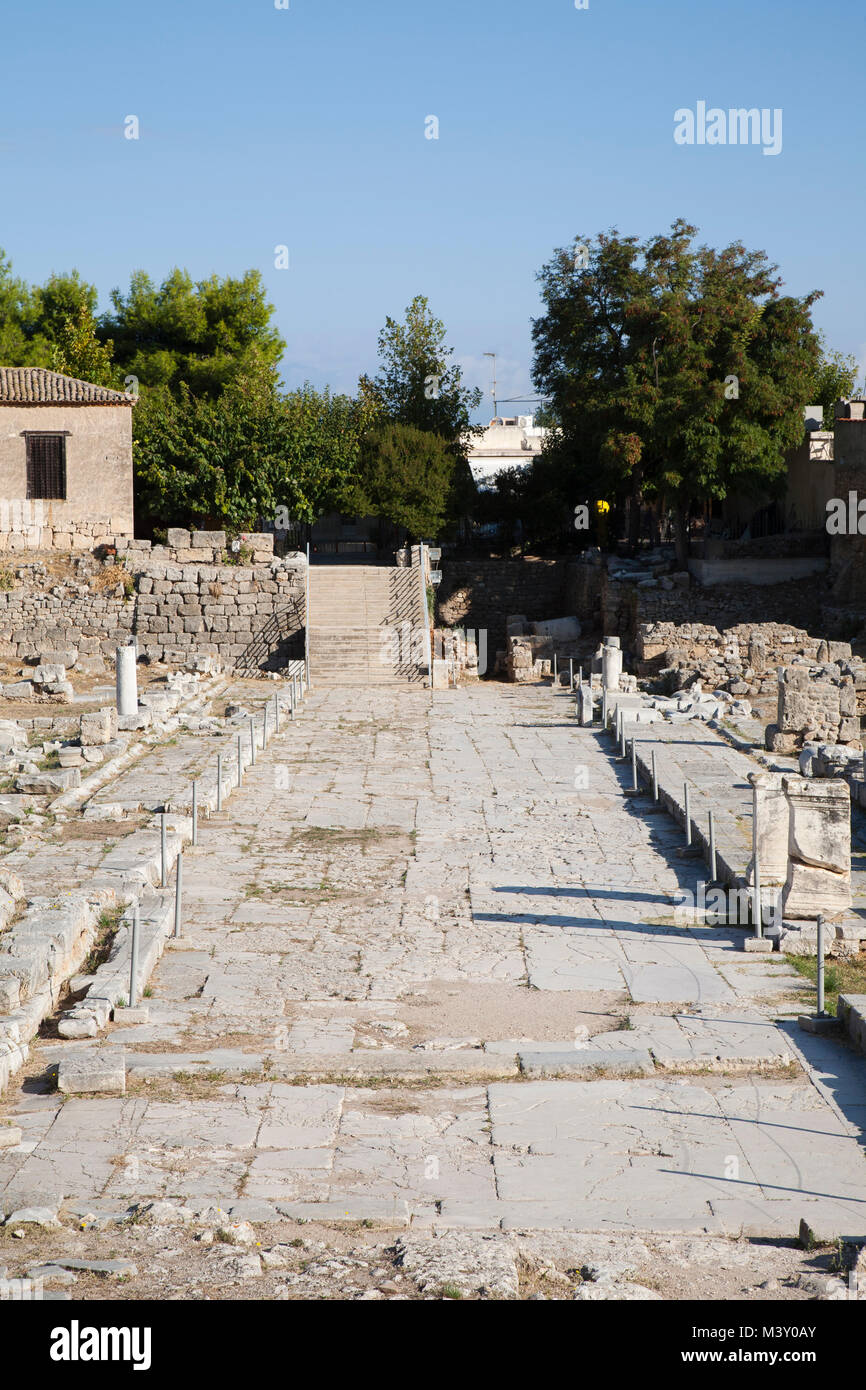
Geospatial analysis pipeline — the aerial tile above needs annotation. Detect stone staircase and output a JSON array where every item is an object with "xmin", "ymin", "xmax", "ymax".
[{"xmin": 307, "ymin": 565, "xmax": 428, "ymax": 685}]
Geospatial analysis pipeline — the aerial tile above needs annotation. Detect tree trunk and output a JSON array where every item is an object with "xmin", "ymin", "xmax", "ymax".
[{"xmin": 627, "ymin": 469, "xmax": 643, "ymax": 555}]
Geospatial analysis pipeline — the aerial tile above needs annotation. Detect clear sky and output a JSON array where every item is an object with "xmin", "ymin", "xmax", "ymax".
[{"xmin": 1, "ymin": 0, "xmax": 864, "ymax": 420}]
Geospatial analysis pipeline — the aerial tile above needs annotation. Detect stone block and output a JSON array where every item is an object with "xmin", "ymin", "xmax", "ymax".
[
  {"xmin": 57, "ymin": 1015, "xmax": 99, "ymax": 1039},
  {"xmin": 166, "ymin": 529, "xmax": 190, "ymax": 549},
  {"xmin": 112, "ymin": 1005, "xmax": 150, "ymax": 1026},
  {"xmin": 749, "ymin": 772, "xmax": 789, "ymax": 883},
  {"xmin": 0, "ymin": 723, "xmax": 26, "ymax": 755},
  {"xmin": 16, "ymin": 769, "xmax": 80, "ymax": 793},
  {"xmin": 531, "ymin": 617, "xmax": 581, "ymax": 642},
  {"xmin": 38, "ymin": 649, "xmax": 77, "ymax": 670},
  {"xmin": 2, "ymin": 681, "xmax": 33, "ymax": 699},
  {"xmin": 34, "ymin": 663, "xmax": 66, "ymax": 685},
  {"xmin": 837, "ymin": 994, "xmax": 866, "ymax": 1051},
  {"xmin": 578, "ymin": 683, "xmax": 594, "ymax": 726},
  {"xmin": 784, "ymin": 776, "xmax": 851, "ymax": 874},
  {"xmin": 57, "ymin": 1052, "xmax": 126, "ymax": 1095},
  {"xmin": 80, "ymin": 708, "xmax": 118, "ymax": 747}
]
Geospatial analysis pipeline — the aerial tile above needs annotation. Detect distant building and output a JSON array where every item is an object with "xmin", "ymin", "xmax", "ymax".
[
  {"xmin": 0, "ymin": 367, "xmax": 135, "ymax": 550},
  {"xmin": 466, "ymin": 415, "xmax": 547, "ymax": 489}
]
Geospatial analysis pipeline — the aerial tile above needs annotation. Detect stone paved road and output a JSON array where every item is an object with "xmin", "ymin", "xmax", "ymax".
[{"xmin": 2, "ymin": 684, "xmax": 865, "ymax": 1243}]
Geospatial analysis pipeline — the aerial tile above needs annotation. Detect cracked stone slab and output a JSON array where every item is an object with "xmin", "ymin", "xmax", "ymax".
[{"xmin": 518, "ymin": 1049, "xmax": 654, "ymax": 1077}]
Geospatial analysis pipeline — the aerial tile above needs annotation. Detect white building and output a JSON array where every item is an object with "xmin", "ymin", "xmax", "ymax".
[{"xmin": 466, "ymin": 415, "xmax": 547, "ymax": 489}]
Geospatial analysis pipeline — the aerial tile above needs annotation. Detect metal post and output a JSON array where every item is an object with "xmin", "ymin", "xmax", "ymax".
[
  {"xmin": 553, "ymin": 653, "xmax": 557, "ymax": 687},
  {"xmin": 216, "ymin": 754, "xmax": 223, "ymax": 813},
  {"xmin": 602, "ymin": 689, "xmax": 607, "ymax": 729},
  {"xmin": 619, "ymin": 716, "xmax": 626, "ymax": 759},
  {"xmin": 417, "ymin": 540, "xmax": 432, "ymax": 690},
  {"xmin": 631, "ymin": 739, "xmax": 638, "ymax": 791},
  {"xmin": 684, "ymin": 782, "xmax": 691, "ymax": 845},
  {"xmin": 250, "ymin": 719, "xmax": 256, "ymax": 766},
  {"xmin": 578, "ymin": 665, "xmax": 583, "ymax": 689},
  {"xmin": 174, "ymin": 851, "xmax": 183, "ymax": 938},
  {"xmin": 290, "ymin": 681, "xmax": 296, "ymax": 719},
  {"xmin": 569, "ymin": 658, "xmax": 573, "ymax": 689},
  {"xmin": 708, "ymin": 810, "xmax": 717, "ymax": 882},
  {"xmin": 263, "ymin": 704, "xmax": 269, "ymax": 747},
  {"xmin": 129, "ymin": 904, "xmax": 140, "ymax": 1007},
  {"xmin": 191, "ymin": 779, "xmax": 198, "ymax": 847},
  {"xmin": 816, "ymin": 915, "xmax": 825, "ymax": 1014},
  {"xmin": 160, "ymin": 813, "xmax": 167, "ymax": 888},
  {"xmin": 274, "ymin": 694, "xmax": 280, "ymax": 734},
  {"xmin": 753, "ymin": 853, "xmax": 763, "ymax": 937},
  {"xmin": 237, "ymin": 732, "xmax": 243, "ymax": 786},
  {"xmin": 652, "ymin": 748, "xmax": 658, "ymax": 801}
]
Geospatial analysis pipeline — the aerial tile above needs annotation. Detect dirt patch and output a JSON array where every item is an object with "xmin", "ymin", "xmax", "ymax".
[{"xmin": 390, "ymin": 980, "xmax": 628, "ymax": 1046}]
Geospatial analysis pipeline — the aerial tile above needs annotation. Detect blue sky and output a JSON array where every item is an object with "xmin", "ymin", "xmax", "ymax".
[{"xmin": 1, "ymin": 0, "xmax": 864, "ymax": 419}]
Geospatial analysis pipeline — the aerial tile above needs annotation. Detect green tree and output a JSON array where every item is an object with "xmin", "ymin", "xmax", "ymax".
[
  {"xmin": 49, "ymin": 302, "xmax": 118, "ymax": 386},
  {"xmin": 346, "ymin": 422, "xmax": 457, "ymax": 540},
  {"xmin": 134, "ymin": 365, "xmax": 373, "ymax": 534},
  {"xmin": 809, "ymin": 338, "xmax": 859, "ymax": 423},
  {"xmin": 362, "ymin": 295, "xmax": 482, "ymax": 446},
  {"xmin": 532, "ymin": 221, "xmax": 825, "ymax": 561},
  {"xmin": 0, "ymin": 248, "xmax": 39, "ymax": 364},
  {"xmin": 102, "ymin": 267, "xmax": 285, "ymax": 397},
  {"xmin": 0, "ymin": 252, "xmax": 112, "ymax": 376}
]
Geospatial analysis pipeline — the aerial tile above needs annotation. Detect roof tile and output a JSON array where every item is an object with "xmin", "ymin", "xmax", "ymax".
[{"xmin": 0, "ymin": 367, "xmax": 134, "ymax": 406}]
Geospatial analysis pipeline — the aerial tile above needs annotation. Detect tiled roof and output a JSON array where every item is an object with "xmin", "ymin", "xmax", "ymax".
[{"xmin": 0, "ymin": 367, "xmax": 134, "ymax": 405}]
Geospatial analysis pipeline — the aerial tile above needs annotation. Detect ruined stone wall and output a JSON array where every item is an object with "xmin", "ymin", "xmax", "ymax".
[
  {"xmin": 566, "ymin": 558, "xmax": 824, "ymax": 648},
  {"xmin": 634, "ymin": 621, "xmax": 858, "ymax": 700},
  {"xmin": 0, "ymin": 530, "xmax": 305, "ymax": 676},
  {"xmin": 767, "ymin": 662, "xmax": 866, "ymax": 752},
  {"xmin": 435, "ymin": 559, "xmax": 567, "ymax": 652}
]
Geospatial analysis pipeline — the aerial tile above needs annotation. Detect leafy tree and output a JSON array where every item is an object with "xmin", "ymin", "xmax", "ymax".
[
  {"xmin": 362, "ymin": 294, "xmax": 482, "ymax": 446},
  {"xmin": 0, "ymin": 251, "xmax": 115, "ymax": 377},
  {"xmin": 49, "ymin": 302, "xmax": 118, "ymax": 386},
  {"xmin": 809, "ymin": 338, "xmax": 859, "ymax": 422},
  {"xmin": 134, "ymin": 364, "xmax": 373, "ymax": 533},
  {"xmin": 33, "ymin": 271, "xmax": 99, "ymax": 344},
  {"xmin": 102, "ymin": 267, "xmax": 285, "ymax": 397},
  {"xmin": 346, "ymin": 422, "xmax": 457, "ymax": 540},
  {"xmin": 0, "ymin": 248, "xmax": 39, "ymax": 364},
  {"xmin": 532, "ymin": 221, "xmax": 825, "ymax": 561}
]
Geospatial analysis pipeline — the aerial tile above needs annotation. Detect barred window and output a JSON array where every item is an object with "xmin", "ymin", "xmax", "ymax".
[{"xmin": 26, "ymin": 434, "xmax": 66, "ymax": 499}]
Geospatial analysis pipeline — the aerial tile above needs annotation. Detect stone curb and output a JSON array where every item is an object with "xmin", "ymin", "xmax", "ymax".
[{"xmin": 0, "ymin": 686, "xmax": 296, "ymax": 1096}]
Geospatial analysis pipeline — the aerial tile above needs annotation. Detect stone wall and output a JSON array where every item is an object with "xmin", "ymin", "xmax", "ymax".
[
  {"xmin": 566, "ymin": 555, "xmax": 825, "ymax": 648},
  {"xmin": 767, "ymin": 662, "xmax": 866, "ymax": 752},
  {"xmin": 0, "ymin": 532, "xmax": 305, "ymax": 677},
  {"xmin": 634, "ymin": 620, "xmax": 861, "ymax": 705},
  {"xmin": 435, "ymin": 559, "xmax": 567, "ymax": 654}
]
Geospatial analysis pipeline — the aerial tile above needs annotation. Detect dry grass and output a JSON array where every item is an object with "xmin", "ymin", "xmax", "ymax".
[
  {"xmin": 91, "ymin": 563, "xmax": 133, "ymax": 596},
  {"xmin": 787, "ymin": 950, "xmax": 866, "ymax": 1016}
]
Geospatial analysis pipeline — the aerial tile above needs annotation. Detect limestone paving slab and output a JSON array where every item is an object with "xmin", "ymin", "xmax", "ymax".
[{"xmin": 2, "ymin": 684, "xmax": 865, "ymax": 1247}]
